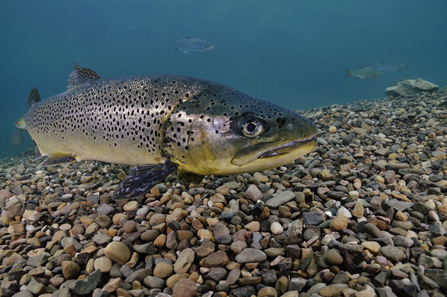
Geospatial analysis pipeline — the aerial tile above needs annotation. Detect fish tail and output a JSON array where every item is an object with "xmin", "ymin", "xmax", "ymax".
[{"xmin": 345, "ymin": 69, "xmax": 352, "ymax": 78}]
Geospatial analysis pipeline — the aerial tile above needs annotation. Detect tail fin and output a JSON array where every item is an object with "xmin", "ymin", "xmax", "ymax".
[
  {"xmin": 345, "ymin": 68, "xmax": 352, "ymax": 78},
  {"xmin": 27, "ymin": 87, "xmax": 41, "ymax": 110}
]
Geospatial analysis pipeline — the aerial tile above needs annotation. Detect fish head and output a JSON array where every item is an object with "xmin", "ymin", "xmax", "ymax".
[
  {"xmin": 203, "ymin": 43, "xmax": 215, "ymax": 51},
  {"xmin": 163, "ymin": 88, "xmax": 317, "ymax": 176},
  {"xmin": 15, "ymin": 115, "xmax": 26, "ymax": 129}
]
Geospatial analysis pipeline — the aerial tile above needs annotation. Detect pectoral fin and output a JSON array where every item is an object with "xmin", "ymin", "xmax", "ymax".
[{"xmin": 113, "ymin": 161, "xmax": 178, "ymax": 200}]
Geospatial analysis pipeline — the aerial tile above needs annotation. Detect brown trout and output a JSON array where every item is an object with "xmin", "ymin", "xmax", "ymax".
[{"xmin": 24, "ymin": 63, "xmax": 317, "ymax": 199}]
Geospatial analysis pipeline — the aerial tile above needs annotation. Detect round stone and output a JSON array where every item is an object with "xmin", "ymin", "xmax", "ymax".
[
  {"xmin": 104, "ymin": 242, "xmax": 131, "ymax": 265},
  {"xmin": 112, "ymin": 213, "xmax": 128, "ymax": 225},
  {"xmin": 258, "ymin": 286, "xmax": 278, "ymax": 297},
  {"xmin": 153, "ymin": 262, "xmax": 174, "ymax": 278},
  {"xmin": 361, "ymin": 241, "xmax": 381, "ymax": 254},
  {"xmin": 123, "ymin": 221, "xmax": 137, "ymax": 233},
  {"xmin": 326, "ymin": 249, "xmax": 343, "ymax": 265},
  {"xmin": 172, "ymin": 278, "xmax": 198, "ymax": 297},
  {"xmin": 71, "ymin": 224, "xmax": 85, "ymax": 235},
  {"xmin": 235, "ymin": 248, "xmax": 267, "ymax": 263},
  {"xmin": 270, "ymin": 222, "xmax": 283, "ymax": 234},
  {"xmin": 329, "ymin": 215, "xmax": 348, "ymax": 231},
  {"xmin": 150, "ymin": 213, "xmax": 166, "ymax": 225},
  {"xmin": 123, "ymin": 201, "xmax": 139, "ymax": 211},
  {"xmin": 61, "ymin": 261, "xmax": 80, "ymax": 280},
  {"xmin": 94, "ymin": 257, "xmax": 112, "ymax": 273},
  {"xmin": 379, "ymin": 246, "xmax": 406, "ymax": 262},
  {"xmin": 245, "ymin": 221, "xmax": 260, "ymax": 232}
]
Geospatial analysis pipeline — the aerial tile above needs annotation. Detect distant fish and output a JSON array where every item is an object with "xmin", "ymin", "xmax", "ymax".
[
  {"xmin": 345, "ymin": 62, "xmax": 408, "ymax": 79},
  {"xmin": 371, "ymin": 62, "xmax": 408, "ymax": 74},
  {"xmin": 170, "ymin": 37, "xmax": 215, "ymax": 54},
  {"xmin": 11, "ymin": 116, "xmax": 27, "ymax": 146},
  {"xmin": 345, "ymin": 66, "xmax": 382, "ymax": 79},
  {"xmin": 10, "ymin": 88, "xmax": 40, "ymax": 146}
]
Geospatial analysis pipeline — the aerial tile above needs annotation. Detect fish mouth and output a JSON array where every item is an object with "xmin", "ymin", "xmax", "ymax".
[{"xmin": 232, "ymin": 135, "xmax": 317, "ymax": 166}]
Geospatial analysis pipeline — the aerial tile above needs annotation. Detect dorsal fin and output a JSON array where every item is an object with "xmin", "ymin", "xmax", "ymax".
[
  {"xmin": 67, "ymin": 63, "xmax": 100, "ymax": 90},
  {"xmin": 27, "ymin": 87, "xmax": 41, "ymax": 110}
]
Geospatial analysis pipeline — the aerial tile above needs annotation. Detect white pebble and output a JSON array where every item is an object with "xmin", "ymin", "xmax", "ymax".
[
  {"xmin": 321, "ymin": 234, "xmax": 336, "ymax": 245},
  {"xmin": 349, "ymin": 191, "xmax": 360, "ymax": 199},
  {"xmin": 136, "ymin": 207, "xmax": 149, "ymax": 217},
  {"xmin": 270, "ymin": 222, "xmax": 283, "ymax": 234},
  {"xmin": 337, "ymin": 206, "xmax": 352, "ymax": 218}
]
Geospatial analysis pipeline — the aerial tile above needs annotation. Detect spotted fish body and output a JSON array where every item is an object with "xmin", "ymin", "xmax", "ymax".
[{"xmin": 25, "ymin": 64, "xmax": 317, "ymax": 199}]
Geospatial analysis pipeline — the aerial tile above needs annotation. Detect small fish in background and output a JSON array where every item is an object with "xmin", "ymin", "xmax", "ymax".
[
  {"xmin": 345, "ymin": 62, "xmax": 408, "ymax": 79},
  {"xmin": 170, "ymin": 37, "xmax": 215, "ymax": 54},
  {"xmin": 10, "ymin": 88, "xmax": 40, "ymax": 146},
  {"xmin": 345, "ymin": 66, "xmax": 382, "ymax": 79},
  {"xmin": 11, "ymin": 116, "xmax": 26, "ymax": 146},
  {"xmin": 371, "ymin": 62, "xmax": 408, "ymax": 74}
]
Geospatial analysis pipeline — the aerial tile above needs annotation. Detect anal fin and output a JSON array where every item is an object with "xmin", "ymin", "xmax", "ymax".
[{"xmin": 113, "ymin": 161, "xmax": 178, "ymax": 201}]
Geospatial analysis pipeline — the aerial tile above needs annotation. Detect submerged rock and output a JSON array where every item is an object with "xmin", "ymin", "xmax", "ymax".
[{"xmin": 385, "ymin": 78, "xmax": 438, "ymax": 96}]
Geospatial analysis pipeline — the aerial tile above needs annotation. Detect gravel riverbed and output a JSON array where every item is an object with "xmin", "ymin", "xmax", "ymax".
[{"xmin": 1, "ymin": 86, "xmax": 447, "ymax": 297}]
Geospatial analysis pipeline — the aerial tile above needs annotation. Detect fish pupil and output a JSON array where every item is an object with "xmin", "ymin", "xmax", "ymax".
[{"xmin": 247, "ymin": 123, "xmax": 256, "ymax": 132}]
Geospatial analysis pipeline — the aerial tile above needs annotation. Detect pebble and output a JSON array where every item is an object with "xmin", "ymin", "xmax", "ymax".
[
  {"xmin": 329, "ymin": 215, "xmax": 348, "ymax": 231},
  {"xmin": 104, "ymin": 241, "xmax": 131, "ymax": 265},
  {"xmin": 326, "ymin": 249, "xmax": 344, "ymax": 265}
]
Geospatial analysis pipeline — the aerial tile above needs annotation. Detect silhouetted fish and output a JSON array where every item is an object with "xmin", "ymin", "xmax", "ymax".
[{"xmin": 170, "ymin": 37, "xmax": 215, "ymax": 54}]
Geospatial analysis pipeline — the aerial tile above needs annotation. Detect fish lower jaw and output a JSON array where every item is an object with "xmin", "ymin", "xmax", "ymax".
[
  {"xmin": 258, "ymin": 136, "xmax": 316, "ymax": 159},
  {"xmin": 231, "ymin": 136, "xmax": 317, "ymax": 171}
]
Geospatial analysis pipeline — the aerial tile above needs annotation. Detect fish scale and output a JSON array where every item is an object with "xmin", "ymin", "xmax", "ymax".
[{"xmin": 23, "ymin": 63, "xmax": 318, "ymax": 199}]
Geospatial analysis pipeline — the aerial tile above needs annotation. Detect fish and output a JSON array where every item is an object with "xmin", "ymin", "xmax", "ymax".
[
  {"xmin": 10, "ymin": 88, "xmax": 41, "ymax": 146},
  {"xmin": 170, "ymin": 37, "xmax": 215, "ymax": 54},
  {"xmin": 370, "ymin": 62, "xmax": 408, "ymax": 74},
  {"xmin": 345, "ymin": 66, "xmax": 382, "ymax": 79},
  {"xmin": 345, "ymin": 62, "xmax": 408, "ymax": 79},
  {"xmin": 10, "ymin": 115, "xmax": 27, "ymax": 146},
  {"xmin": 24, "ymin": 63, "xmax": 317, "ymax": 200}
]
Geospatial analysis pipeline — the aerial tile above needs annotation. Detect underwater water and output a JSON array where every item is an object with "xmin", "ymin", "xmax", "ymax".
[{"xmin": 1, "ymin": 0, "xmax": 446, "ymax": 159}]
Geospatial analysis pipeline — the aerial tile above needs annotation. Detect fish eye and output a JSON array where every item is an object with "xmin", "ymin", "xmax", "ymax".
[{"xmin": 242, "ymin": 117, "xmax": 263, "ymax": 137}]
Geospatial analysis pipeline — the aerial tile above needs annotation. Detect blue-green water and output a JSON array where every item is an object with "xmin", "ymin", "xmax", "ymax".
[{"xmin": 1, "ymin": 1, "xmax": 446, "ymax": 159}]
